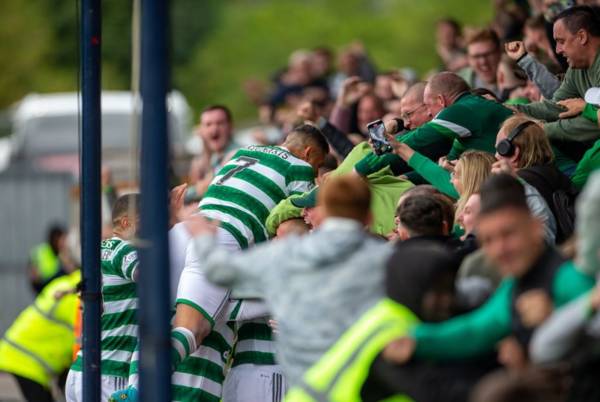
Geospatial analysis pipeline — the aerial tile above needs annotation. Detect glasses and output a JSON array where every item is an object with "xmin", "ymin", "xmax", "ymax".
[
  {"xmin": 468, "ymin": 49, "xmax": 499, "ymax": 60},
  {"xmin": 401, "ymin": 103, "xmax": 426, "ymax": 120}
]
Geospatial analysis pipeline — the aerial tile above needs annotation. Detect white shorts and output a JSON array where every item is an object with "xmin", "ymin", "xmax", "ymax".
[
  {"xmin": 176, "ymin": 227, "xmax": 241, "ymax": 325},
  {"xmin": 222, "ymin": 364, "xmax": 287, "ymax": 402},
  {"xmin": 65, "ymin": 369, "xmax": 128, "ymax": 402}
]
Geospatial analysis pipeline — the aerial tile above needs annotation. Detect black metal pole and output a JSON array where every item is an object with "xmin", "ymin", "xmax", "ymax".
[
  {"xmin": 80, "ymin": 0, "xmax": 102, "ymax": 401},
  {"xmin": 138, "ymin": 0, "xmax": 172, "ymax": 401}
]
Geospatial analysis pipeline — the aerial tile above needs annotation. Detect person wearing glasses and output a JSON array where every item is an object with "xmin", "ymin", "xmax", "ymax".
[{"xmin": 458, "ymin": 28, "xmax": 503, "ymax": 100}]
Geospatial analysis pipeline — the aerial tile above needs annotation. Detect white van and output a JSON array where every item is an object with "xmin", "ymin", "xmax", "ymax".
[{"xmin": 2, "ymin": 91, "xmax": 193, "ymax": 182}]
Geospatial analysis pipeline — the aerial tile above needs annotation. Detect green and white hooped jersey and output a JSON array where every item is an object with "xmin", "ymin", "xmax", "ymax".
[
  {"xmin": 71, "ymin": 237, "xmax": 138, "ymax": 378},
  {"xmin": 128, "ymin": 320, "xmax": 235, "ymax": 402},
  {"xmin": 199, "ymin": 145, "xmax": 315, "ymax": 248},
  {"xmin": 232, "ymin": 318, "xmax": 276, "ymax": 368}
]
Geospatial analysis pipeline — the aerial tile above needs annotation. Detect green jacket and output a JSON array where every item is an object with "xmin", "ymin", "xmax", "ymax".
[
  {"xmin": 355, "ymin": 93, "xmax": 512, "ymax": 176},
  {"xmin": 266, "ymin": 143, "xmax": 413, "ymax": 236},
  {"xmin": 515, "ymin": 50, "xmax": 600, "ymax": 142},
  {"xmin": 413, "ymin": 260, "xmax": 594, "ymax": 360},
  {"xmin": 571, "ymin": 103, "xmax": 600, "ymax": 189}
]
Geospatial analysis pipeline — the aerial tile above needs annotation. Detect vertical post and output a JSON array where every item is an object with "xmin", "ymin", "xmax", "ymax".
[
  {"xmin": 138, "ymin": 0, "xmax": 172, "ymax": 401},
  {"xmin": 80, "ymin": 0, "xmax": 102, "ymax": 401}
]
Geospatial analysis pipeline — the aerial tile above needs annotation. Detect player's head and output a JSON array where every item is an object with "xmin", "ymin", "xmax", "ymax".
[
  {"xmin": 283, "ymin": 124, "xmax": 329, "ymax": 172},
  {"xmin": 318, "ymin": 174, "xmax": 371, "ymax": 226},
  {"xmin": 112, "ymin": 193, "xmax": 141, "ymax": 240}
]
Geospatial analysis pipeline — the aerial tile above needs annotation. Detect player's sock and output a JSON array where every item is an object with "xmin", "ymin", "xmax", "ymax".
[{"xmin": 171, "ymin": 327, "xmax": 197, "ymax": 369}]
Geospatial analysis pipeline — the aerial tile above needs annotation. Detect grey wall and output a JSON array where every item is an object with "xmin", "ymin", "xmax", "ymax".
[{"xmin": 0, "ymin": 170, "xmax": 73, "ymax": 333}]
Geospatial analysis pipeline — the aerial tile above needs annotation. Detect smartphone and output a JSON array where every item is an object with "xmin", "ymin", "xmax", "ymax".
[{"xmin": 367, "ymin": 119, "xmax": 392, "ymax": 155}]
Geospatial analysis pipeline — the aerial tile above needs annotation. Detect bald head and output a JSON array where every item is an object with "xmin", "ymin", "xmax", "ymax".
[
  {"xmin": 423, "ymin": 72, "xmax": 470, "ymax": 117},
  {"xmin": 428, "ymin": 72, "xmax": 470, "ymax": 99},
  {"xmin": 403, "ymin": 82, "xmax": 427, "ymax": 104}
]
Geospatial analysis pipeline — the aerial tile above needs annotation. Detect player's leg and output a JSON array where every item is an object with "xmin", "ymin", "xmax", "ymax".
[
  {"xmin": 171, "ymin": 226, "xmax": 241, "ymax": 369},
  {"xmin": 64, "ymin": 370, "xmax": 82, "ymax": 402}
]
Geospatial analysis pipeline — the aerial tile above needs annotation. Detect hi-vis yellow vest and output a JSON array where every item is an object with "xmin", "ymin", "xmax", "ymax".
[
  {"xmin": 285, "ymin": 299, "xmax": 418, "ymax": 402},
  {"xmin": 31, "ymin": 243, "xmax": 61, "ymax": 282},
  {"xmin": 0, "ymin": 271, "xmax": 80, "ymax": 387}
]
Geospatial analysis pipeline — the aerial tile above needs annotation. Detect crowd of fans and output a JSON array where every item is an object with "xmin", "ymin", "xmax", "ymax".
[
  {"xmin": 3, "ymin": 1, "xmax": 600, "ymax": 402},
  {"xmin": 176, "ymin": 1, "xmax": 600, "ymax": 401}
]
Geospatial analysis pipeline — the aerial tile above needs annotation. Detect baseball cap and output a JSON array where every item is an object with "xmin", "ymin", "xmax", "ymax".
[
  {"xmin": 290, "ymin": 187, "xmax": 319, "ymax": 208},
  {"xmin": 585, "ymin": 87, "xmax": 600, "ymax": 106}
]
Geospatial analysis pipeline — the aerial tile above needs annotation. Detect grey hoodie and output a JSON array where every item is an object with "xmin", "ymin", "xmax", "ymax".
[{"xmin": 198, "ymin": 218, "xmax": 393, "ymax": 387}]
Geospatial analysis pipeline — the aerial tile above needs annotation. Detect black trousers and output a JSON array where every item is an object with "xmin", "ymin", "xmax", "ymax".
[{"xmin": 13, "ymin": 374, "xmax": 54, "ymax": 402}]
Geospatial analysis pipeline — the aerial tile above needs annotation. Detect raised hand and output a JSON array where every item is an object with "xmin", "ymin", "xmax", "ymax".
[{"xmin": 505, "ymin": 41, "xmax": 526, "ymax": 61}]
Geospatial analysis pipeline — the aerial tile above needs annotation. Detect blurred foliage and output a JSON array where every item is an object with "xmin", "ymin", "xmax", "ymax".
[{"xmin": 0, "ymin": 0, "xmax": 492, "ymax": 124}]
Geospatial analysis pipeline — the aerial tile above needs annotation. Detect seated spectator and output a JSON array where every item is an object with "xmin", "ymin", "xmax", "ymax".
[
  {"xmin": 436, "ymin": 18, "xmax": 468, "ymax": 72},
  {"xmin": 389, "ymin": 140, "xmax": 495, "ymax": 218},
  {"xmin": 459, "ymin": 28, "xmax": 503, "ymax": 99},
  {"xmin": 187, "ymin": 105, "xmax": 240, "ymax": 201},
  {"xmin": 354, "ymin": 72, "xmax": 512, "ymax": 177},
  {"xmin": 329, "ymin": 77, "xmax": 385, "ymax": 140},
  {"xmin": 496, "ymin": 56, "xmax": 528, "ymax": 103},
  {"xmin": 514, "ymin": 6, "xmax": 600, "ymax": 162},
  {"xmin": 494, "ymin": 115, "xmax": 577, "ymax": 243},
  {"xmin": 386, "ymin": 174, "xmax": 594, "ymax": 372},
  {"xmin": 523, "ymin": 14, "xmax": 561, "ymax": 68},
  {"xmin": 329, "ymin": 43, "xmax": 377, "ymax": 98}
]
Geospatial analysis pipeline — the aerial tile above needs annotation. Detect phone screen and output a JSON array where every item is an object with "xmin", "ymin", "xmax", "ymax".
[{"xmin": 367, "ymin": 120, "xmax": 392, "ymax": 155}]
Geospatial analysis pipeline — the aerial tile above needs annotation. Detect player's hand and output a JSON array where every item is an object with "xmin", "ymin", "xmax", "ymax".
[
  {"xmin": 181, "ymin": 213, "xmax": 218, "ymax": 238},
  {"xmin": 337, "ymin": 76, "xmax": 371, "ymax": 107},
  {"xmin": 268, "ymin": 319, "xmax": 279, "ymax": 334},
  {"xmin": 169, "ymin": 183, "xmax": 188, "ymax": 227},
  {"xmin": 383, "ymin": 336, "xmax": 416, "ymax": 364},
  {"xmin": 557, "ymin": 98, "xmax": 586, "ymax": 119},
  {"xmin": 516, "ymin": 290, "xmax": 553, "ymax": 328},
  {"xmin": 505, "ymin": 41, "xmax": 526, "ymax": 61}
]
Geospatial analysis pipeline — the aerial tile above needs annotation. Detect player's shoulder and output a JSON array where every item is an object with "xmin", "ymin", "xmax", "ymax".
[{"xmin": 101, "ymin": 237, "xmax": 134, "ymax": 261}]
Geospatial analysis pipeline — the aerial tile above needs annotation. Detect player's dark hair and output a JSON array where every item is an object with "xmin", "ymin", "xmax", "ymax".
[
  {"xmin": 287, "ymin": 124, "xmax": 330, "ymax": 156},
  {"xmin": 112, "ymin": 193, "xmax": 141, "ymax": 223}
]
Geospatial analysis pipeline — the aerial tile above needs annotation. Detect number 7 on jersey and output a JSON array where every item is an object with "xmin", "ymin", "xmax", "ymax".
[{"xmin": 216, "ymin": 156, "xmax": 259, "ymax": 185}]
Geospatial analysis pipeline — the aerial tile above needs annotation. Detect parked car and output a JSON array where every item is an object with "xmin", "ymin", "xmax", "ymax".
[{"xmin": 2, "ymin": 91, "xmax": 193, "ymax": 183}]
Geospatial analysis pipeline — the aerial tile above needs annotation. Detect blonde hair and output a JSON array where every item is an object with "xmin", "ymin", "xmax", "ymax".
[
  {"xmin": 499, "ymin": 115, "xmax": 554, "ymax": 168},
  {"xmin": 455, "ymin": 150, "xmax": 496, "ymax": 222}
]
